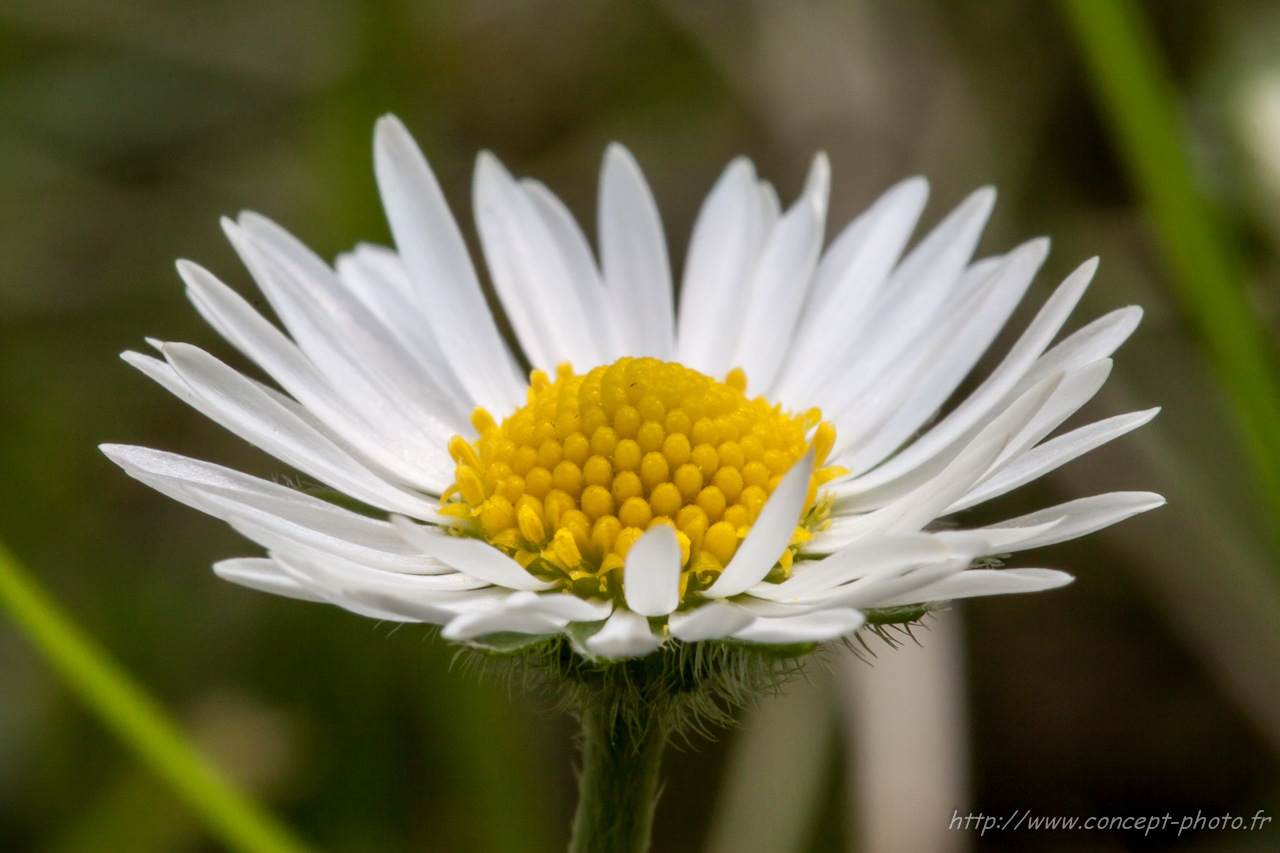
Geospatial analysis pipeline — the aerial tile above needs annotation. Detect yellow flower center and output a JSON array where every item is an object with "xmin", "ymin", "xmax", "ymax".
[{"xmin": 442, "ymin": 357, "xmax": 846, "ymax": 603}]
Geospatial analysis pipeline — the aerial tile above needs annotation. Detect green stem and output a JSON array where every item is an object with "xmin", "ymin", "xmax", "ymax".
[
  {"xmin": 1060, "ymin": 0, "xmax": 1280, "ymax": 554},
  {"xmin": 568, "ymin": 694, "xmax": 669, "ymax": 853},
  {"xmin": 0, "ymin": 541, "xmax": 313, "ymax": 853}
]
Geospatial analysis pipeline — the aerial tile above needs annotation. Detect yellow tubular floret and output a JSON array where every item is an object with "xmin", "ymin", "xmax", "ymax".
[{"xmin": 440, "ymin": 358, "xmax": 844, "ymax": 602}]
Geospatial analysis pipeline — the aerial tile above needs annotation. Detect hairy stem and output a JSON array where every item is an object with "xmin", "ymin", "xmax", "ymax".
[{"xmin": 568, "ymin": 693, "xmax": 669, "ymax": 853}]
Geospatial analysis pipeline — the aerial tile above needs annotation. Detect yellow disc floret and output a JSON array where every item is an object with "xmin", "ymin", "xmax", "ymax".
[{"xmin": 442, "ymin": 358, "xmax": 847, "ymax": 603}]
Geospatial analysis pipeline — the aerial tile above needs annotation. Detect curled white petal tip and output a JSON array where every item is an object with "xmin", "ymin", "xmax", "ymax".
[{"xmin": 213, "ymin": 557, "xmax": 325, "ymax": 603}]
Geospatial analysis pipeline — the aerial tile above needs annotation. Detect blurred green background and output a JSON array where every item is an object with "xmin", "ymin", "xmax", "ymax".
[{"xmin": 2, "ymin": 1, "xmax": 1280, "ymax": 851}]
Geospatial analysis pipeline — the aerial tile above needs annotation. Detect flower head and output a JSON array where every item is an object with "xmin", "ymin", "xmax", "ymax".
[{"xmin": 104, "ymin": 114, "xmax": 1163, "ymax": 659}]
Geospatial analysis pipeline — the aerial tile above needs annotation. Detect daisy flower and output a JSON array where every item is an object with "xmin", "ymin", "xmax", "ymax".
[{"xmin": 103, "ymin": 115, "xmax": 1163, "ymax": 660}]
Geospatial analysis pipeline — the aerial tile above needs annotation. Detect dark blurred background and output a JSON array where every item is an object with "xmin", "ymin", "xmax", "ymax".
[{"xmin": 2, "ymin": 1, "xmax": 1280, "ymax": 851}]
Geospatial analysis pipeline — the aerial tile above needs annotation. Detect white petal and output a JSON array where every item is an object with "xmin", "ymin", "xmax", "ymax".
[
  {"xmin": 731, "ymin": 608, "xmax": 865, "ymax": 644},
  {"xmin": 870, "ymin": 568, "xmax": 1074, "ymax": 607},
  {"xmin": 123, "ymin": 348, "xmax": 213, "ymax": 420},
  {"xmin": 502, "ymin": 590, "xmax": 613, "ymax": 622},
  {"xmin": 822, "ymin": 260, "xmax": 1005, "ymax": 457},
  {"xmin": 599, "ymin": 143, "xmax": 674, "ymax": 360},
  {"xmin": 288, "ymin": 573, "xmax": 473, "ymax": 622},
  {"xmin": 981, "ymin": 492, "xmax": 1166, "ymax": 551},
  {"xmin": 667, "ymin": 602, "xmax": 755, "ymax": 641},
  {"xmin": 180, "ymin": 261, "xmax": 430, "ymax": 450},
  {"xmin": 676, "ymin": 157, "xmax": 768, "ymax": 375},
  {"xmin": 726, "ymin": 596, "xmax": 823, "ymax": 617},
  {"xmin": 472, "ymin": 153, "xmax": 601, "ymax": 372},
  {"xmin": 225, "ymin": 215, "xmax": 469, "ymax": 455},
  {"xmin": 441, "ymin": 609, "xmax": 567, "ymax": 640},
  {"xmin": 194, "ymin": 228, "xmax": 459, "ymax": 491},
  {"xmin": 831, "ymin": 257, "xmax": 1099, "ymax": 490},
  {"xmin": 130, "ymin": 346, "xmax": 368, "ymax": 469},
  {"xmin": 333, "ymin": 244, "xmax": 475, "ymax": 408},
  {"xmin": 773, "ymin": 176, "xmax": 928, "ymax": 404},
  {"xmin": 774, "ymin": 537, "xmax": 982, "ymax": 611},
  {"xmin": 206, "ymin": 495, "xmax": 486, "ymax": 590},
  {"xmin": 868, "ymin": 436, "xmax": 1005, "ymax": 534},
  {"xmin": 344, "ymin": 591, "xmax": 481, "ymax": 625},
  {"xmin": 1016, "ymin": 305, "xmax": 1143, "ymax": 394},
  {"xmin": 437, "ymin": 590, "xmax": 610, "ymax": 639},
  {"xmin": 233, "ymin": 212, "xmax": 466, "ymax": 421},
  {"xmin": 224, "ymin": 516, "xmax": 488, "ymax": 592},
  {"xmin": 752, "ymin": 533, "xmax": 952, "ymax": 601},
  {"xmin": 177, "ymin": 259, "xmax": 456, "ymax": 493},
  {"xmin": 824, "ymin": 187, "xmax": 996, "ymax": 398},
  {"xmin": 944, "ymin": 519, "xmax": 1064, "ymax": 553},
  {"xmin": 949, "ymin": 408, "xmax": 1161, "ymax": 511},
  {"xmin": 885, "ymin": 186, "xmax": 995, "ymax": 307},
  {"xmin": 370, "ymin": 585, "xmax": 514, "ymax": 624},
  {"xmin": 811, "ymin": 559, "xmax": 967, "ymax": 611},
  {"xmin": 213, "ymin": 557, "xmax": 326, "ymax": 602},
  {"xmin": 821, "ymin": 435, "xmax": 1006, "ymax": 549},
  {"xmin": 829, "ymin": 370, "xmax": 1064, "ymax": 513},
  {"xmin": 703, "ymin": 449, "xmax": 815, "ymax": 598},
  {"xmin": 269, "ymin": 549, "xmax": 488, "ymax": 624},
  {"xmin": 391, "ymin": 516, "xmax": 555, "ymax": 591},
  {"xmin": 372, "ymin": 114, "xmax": 526, "ymax": 414},
  {"xmin": 273, "ymin": 558, "xmax": 432, "ymax": 622},
  {"xmin": 623, "ymin": 525, "xmax": 683, "ymax": 616},
  {"xmin": 793, "ymin": 189, "xmax": 997, "ymax": 412},
  {"xmin": 733, "ymin": 153, "xmax": 828, "ymax": 393},
  {"xmin": 585, "ymin": 609, "xmax": 663, "ymax": 658},
  {"xmin": 521, "ymin": 179, "xmax": 622, "ymax": 362},
  {"xmin": 102, "ymin": 444, "xmax": 455, "ymax": 574},
  {"xmin": 807, "ymin": 177, "xmax": 926, "ymax": 319},
  {"xmin": 335, "ymin": 242, "xmax": 414, "ymax": 300},
  {"xmin": 152, "ymin": 343, "xmax": 444, "ymax": 518},
  {"xmin": 757, "ymin": 179, "xmax": 781, "ymax": 229},
  {"xmin": 833, "ymin": 238, "xmax": 1050, "ymax": 471},
  {"xmin": 979, "ymin": 359, "xmax": 1114, "ymax": 483}
]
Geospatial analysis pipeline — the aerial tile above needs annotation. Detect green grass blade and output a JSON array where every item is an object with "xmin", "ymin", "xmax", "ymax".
[
  {"xmin": 1059, "ymin": 0, "xmax": 1280, "ymax": 547},
  {"xmin": 0, "ymin": 541, "xmax": 314, "ymax": 853}
]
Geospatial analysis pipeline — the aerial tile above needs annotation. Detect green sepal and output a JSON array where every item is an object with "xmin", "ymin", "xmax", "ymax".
[
  {"xmin": 863, "ymin": 604, "xmax": 929, "ymax": 627},
  {"xmin": 564, "ymin": 619, "xmax": 609, "ymax": 659},
  {"xmin": 462, "ymin": 632, "xmax": 559, "ymax": 655},
  {"xmin": 720, "ymin": 639, "xmax": 818, "ymax": 660}
]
